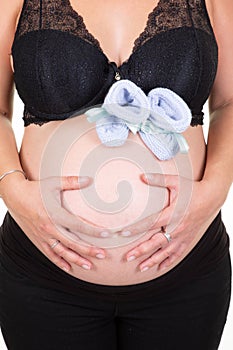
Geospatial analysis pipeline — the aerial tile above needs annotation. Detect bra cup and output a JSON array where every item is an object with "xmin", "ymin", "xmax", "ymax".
[
  {"xmin": 12, "ymin": 27, "xmax": 217, "ymax": 124},
  {"xmin": 12, "ymin": 31, "xmax": 110, "ymax": 116}
]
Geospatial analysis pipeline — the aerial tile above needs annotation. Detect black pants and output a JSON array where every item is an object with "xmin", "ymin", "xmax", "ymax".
[{"xmin": 0, "ymin": 212, "xmax": 232, "ymax": 350}]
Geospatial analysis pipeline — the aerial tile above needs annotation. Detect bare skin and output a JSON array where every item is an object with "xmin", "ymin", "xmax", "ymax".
[
  {"xmin": 19, "ymin": 115, "xmax": 206, "ymax": 284},
  {"xmin": 0, "ymin": 0, "xmax": 233, "ymax": 285}
]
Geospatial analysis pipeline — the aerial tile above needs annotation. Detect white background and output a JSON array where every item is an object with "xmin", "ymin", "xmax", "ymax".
[{"xmin": 0, "ymin": 96, "xmax": 232, "ymax": 349}]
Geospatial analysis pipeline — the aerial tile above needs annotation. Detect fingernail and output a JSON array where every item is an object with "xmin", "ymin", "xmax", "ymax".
[
  {"xmin": 143, "ymin": 173, "xmax": 154, "ymax": 181},
  {"xmin": 127, "ymin": 255, "xmax": 136, "ymax": 262},
  {"xmin": 141, "ymin": 266, "xmax": 149, "ymax": 272},
  {"xmin": 121, "ymin": 230, "xmax": 131, "ymax": 237},
  {"xmin": 96, "ymin": 253, "xmax": 105, "ymax": 259},
  {"xmin": 82, "ymin": 264, "xmax": 91, "ymax": 270},
  {"xmin": 100, "ymin": 231, "xmax": 110, "ymax": 238},
  {"xmin": 78, "ymin": 176, "xmax": 90, "ymax": 183}
]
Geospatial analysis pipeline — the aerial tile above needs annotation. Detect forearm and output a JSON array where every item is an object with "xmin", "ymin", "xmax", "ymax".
[
  {"xmin": 202, "ymin": 103, "xmax": 233, "ymax": 206},
  {"xmin": 0, "ymin": 113, "xmax": 25, "ymax": 198}
]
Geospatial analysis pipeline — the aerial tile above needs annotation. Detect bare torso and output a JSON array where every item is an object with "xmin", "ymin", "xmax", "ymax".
[
  {"xmin": 19, "ymin": 117, "xmax": 211, "ymax": 285},
  {"xmin": 16, "ymin": 0, "xmax": 214, "ymax": 285}
]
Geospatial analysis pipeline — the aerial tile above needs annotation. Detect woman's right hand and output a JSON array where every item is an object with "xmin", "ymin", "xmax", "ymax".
[{"xmin": 0, "ymin": 174, "xmax": 107, "ymax": 272}]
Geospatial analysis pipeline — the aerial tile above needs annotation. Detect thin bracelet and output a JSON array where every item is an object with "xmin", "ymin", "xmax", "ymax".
[{"xmin": 0, "ymin": 169, "xmax": 27, "ymax": 182}]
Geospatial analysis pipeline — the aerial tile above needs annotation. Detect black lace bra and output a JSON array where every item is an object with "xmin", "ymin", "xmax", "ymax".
[{"xmin": 12, "ymin": 0, "xmax": 218, "ymax": 127}]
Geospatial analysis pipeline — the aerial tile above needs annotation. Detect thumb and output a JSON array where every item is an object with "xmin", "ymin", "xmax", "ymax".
[
  {"xmin": 141, "ymin": 173, "xmax": 179, "ymax": 192},
  {"xmin": 60, "ymin": 175, "xmax": 92, "ymax": 190}
]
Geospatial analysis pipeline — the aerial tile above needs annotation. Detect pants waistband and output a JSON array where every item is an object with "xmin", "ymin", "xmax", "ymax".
[{"xmin": 0, "ymin": 211, "xmax": 230, "ymax": 301}]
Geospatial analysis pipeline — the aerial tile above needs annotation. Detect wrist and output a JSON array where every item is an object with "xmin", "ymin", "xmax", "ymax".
[
  {"xmin": 0, "ymin": 173, "xmax": 29, "ymax": 204},
  {"xmin": 0, "ymin": 169, "xmax": 27, "ymax": 182}
]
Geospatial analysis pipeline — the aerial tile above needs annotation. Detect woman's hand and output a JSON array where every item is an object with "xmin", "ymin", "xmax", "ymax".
[
  {"xmin": 121, "ymin": 173, "xmax": 224, "ymax": 272},
  {"xmin": 1, "ymin": 175, "xmax": 108, "ymax": 272}
]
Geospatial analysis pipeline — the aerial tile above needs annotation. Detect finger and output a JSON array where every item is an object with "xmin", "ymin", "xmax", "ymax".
[
  {"xmin": 44, "ymin": 175, "xmax": 92, "ymax": 191},
  {"xmin": 158, "ymin": 254, "xmax": 176, "ymax": 271},
  {"xmin": 41, "ymin": 176, "xmax": 109, "ymax": 238},
  {"xmin": 139, "ymin": 247, "xmax": 172, "ymax": 272},
  {"xmin": 48, "ymin": 240, "xmax": 93, "ymax": 270},
  {"xmin": 120, "ymin": 215, "xmax": 160, "ymax": 237},
  {"xmin": 158, "ymin": 243, "xmax": 187, "ymax": 271},
  {"xmin": 118, "ymin": 205, "xmax": 174, "ymax": 237},
  {"xmin": 141, "ymin": 173, "xmax": 179, "ymax": 202},
  {"xmin": 126, "ymin": 232, "xmax": 166, "ymax": 262},
  {"xmin": 48, "ymin": 200, "xmax": 113, "ymax": 238},
  {"xmin": 47, "ymin": 226, "xmax": 106, "ymax": 259},
  {"xmin": 42, "ymin": 241, "xmax": 71, "ymax": 272},
  {"xmin": 60, "ymin": 175, "xmax": 93, "ymax": 190},
  {"xmin": 141, "ymin": 173, "xmax": 179, "ymax": 190},
  {"xmin": 140, "ymin": 240, "xmax": 186, "ymax": 272}
]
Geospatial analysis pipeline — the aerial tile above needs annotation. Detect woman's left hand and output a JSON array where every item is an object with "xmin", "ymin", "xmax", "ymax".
[{"xmin": 120, "ymin": 173, "xmax": 222, "ymax": 272}]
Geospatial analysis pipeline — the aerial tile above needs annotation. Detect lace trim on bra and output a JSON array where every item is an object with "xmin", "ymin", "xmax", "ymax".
[
  {"xmin": 16, "ymin": 0, "xmax": 102, "ymax": 50},
  {"xmin": 16, "ymin": 0, "xmax": 212, "ymax": 54},
  {"xmin": 23, "ymin": 108, "xmax": 204, "ymax": 127},
  {"xmin": 134, "ymin": 0, "xmax": 212, "ymax": 53}
]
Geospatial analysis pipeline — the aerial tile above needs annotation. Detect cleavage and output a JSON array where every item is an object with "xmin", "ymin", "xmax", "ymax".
[{"xmin": 68, "ymin": 0, "xmax": 162, "ymax": 67}]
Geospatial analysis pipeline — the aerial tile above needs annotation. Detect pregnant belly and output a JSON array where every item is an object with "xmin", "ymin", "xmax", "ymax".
[
  {"xmin": 39, "ymin": 114, "xmax": 179, "ymax": 247},
  {"xmin": 31, "ymin": 115, "xmax": 194, "ymax": 284}
]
